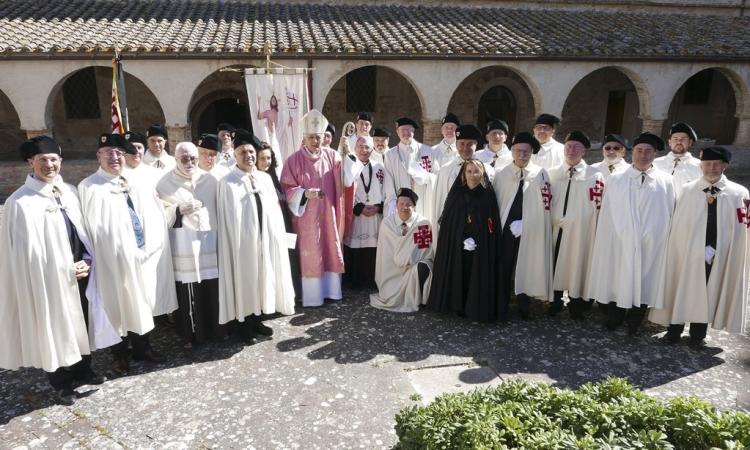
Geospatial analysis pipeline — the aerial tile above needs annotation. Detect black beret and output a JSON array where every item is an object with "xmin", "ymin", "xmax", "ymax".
[
  {"xmin": 486, "ymin": 119, "xmax": 509, "ymax": 134},
  {"xmin": 146, "ymin": 124, "xmax": 168, "ymax": 139},
  {"xmin": 217, "ymin": 123, "xmax": 235, "ymax": 133},
  {"xmin": 20, "ymin": 135, "xmax": 61, "ymax": 161},
  {"xmin": 326, "ymin": 123, "xmax": 336, "ymax": 135},
  {"xmin": 441, "ymin": 113, "xmax": 460, "ymax": 126},
  {"xmin": 603, "ymin": 134, "xmax": 630, "ymax": 150},
  {"xmin": 356, "ymin": 112, "xmax": 373, "ymax": 122},
  {"xmin": 669, "ymin": 122, "xmax": 697, "ymax": 142},
  {"xmin": 701, "ymin": 146, "xmax": 731, "ymax": 163},
  {"xmin": 534, "ymin": 114, "xmax": 561, "ymax": 127},
  {"xmin": 396, "ymin": 187, "xmax": 419, "ymax": 205},
  {"xmin": 511, "ymin": 131, "xmax": 541, "ymax": 153},
  {"xmin": 455, "ymin": 124, "xmax": 483, "ymax": 142},
  {"xmin": 123, "ymin": 131, "xmax": 147, "ymax": 146},
  {"xmin": 197, "ymin": 133, "xmax": 220, "ymax": 151},
  {"xmin": 565, "ymin": 130, "xmax": 591, "ymax": 149},
  {"xmin": 373, "ymin": 127, "xmax": 391, "ymax": 138},
  {"xmin": 99, "ymin": 133, "xmax": 136, "ymax": 154},
  {"xmin": 232, "ymin": 129, "xmax": 261, "ymax": 149},
  {"xmin": 632, "ymin": 132, "xmax": 665, "ymax": 152},
  {"xmin": 395, "ymin": 117, "xmax": 419, "ymax": 129}
]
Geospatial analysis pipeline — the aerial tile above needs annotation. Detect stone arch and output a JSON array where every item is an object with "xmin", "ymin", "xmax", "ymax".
[
  {"xmin": 560, "ymin": 66, "xmax": 647, "ymax": 144},
  {"xmin": 447, "ymin": 66, "xmax": 540, "ymax": 135},
  {"xmin": 0, "ymin": 88, "xmax": 25, "ymax": 160},
  {"xmin": 46, "ymin": 65, "xmax": 165, "ymax": 158},
  {"xmin": 665, "ymin": 67, "xmax": 745, "ymax": 145},
  {"xmin": 321, "ymin": 65, "xmax": 424, "ymax": 141},
  {"xmin": 188, "ymin": 64, "xmax": 258, "ymax": 139}
]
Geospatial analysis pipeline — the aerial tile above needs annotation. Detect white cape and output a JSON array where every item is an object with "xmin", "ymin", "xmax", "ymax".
[
  {"xmin": 586, "ymin": 166, "xmax": 675, "ymax": 309},
  {"xmin": 217, "ymin": 166, "xmax": 295, "ymax": 322},
  {"xmin": 650, "ymin": 176, "xmax": 749, "ymax": 333},
  {"xmin": 493, "ymin": 162, "xmax": 554, "ymax": 301},
  {"xmin": 370, "ymin": 213, "xmax": 433, "ymax": 312}
]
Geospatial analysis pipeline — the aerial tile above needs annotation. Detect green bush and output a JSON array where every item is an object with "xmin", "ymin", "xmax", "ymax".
[{"xmin": 395, "ymin": 378, "xmax": 749, "ymax": 449}]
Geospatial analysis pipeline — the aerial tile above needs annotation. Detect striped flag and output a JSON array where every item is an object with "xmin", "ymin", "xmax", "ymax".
[{"xmin": 111, "ymin": 51, "xmax": 129, "ymax": 134}]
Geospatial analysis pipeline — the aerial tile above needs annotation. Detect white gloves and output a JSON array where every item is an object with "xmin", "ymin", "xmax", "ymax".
[
  {"xmin": 407, "ymin": 161, "xmax": 430, "ymax": 186},
  {"xmin": 510, "ymin": 220, "xmax": 523, "ymax": 238},
  {"xmin": 705, "ymin": 245, "xmax": 716, "ymax": 264},
  {"xmin": 179, "ymin": 200, "xmax": 203, "ymax": 215},
  {"xmin": 463, "ymin": 237, "xmax": 477, "ymax": 251}
]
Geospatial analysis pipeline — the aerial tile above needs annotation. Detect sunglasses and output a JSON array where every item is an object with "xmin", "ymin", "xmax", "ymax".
[
  {"xmin": 180, "ymin": 156, "xmax": 198, "ymax": 163},
  {"xmin": 603, "ymin": 145, "xmax": 623, "ymax": 151}
]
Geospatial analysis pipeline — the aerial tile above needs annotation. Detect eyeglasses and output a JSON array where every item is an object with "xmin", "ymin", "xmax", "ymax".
[
  {"xmin": 99, "ymin": 149, "xmax": 124, "ymax": 158},
  {"xmin": 603, "ymin": 145, "xmax": 623, "ymax": 151},
  {"xmin": 179, "ymin": 156, "xmax": 198, "ymax": 163}
]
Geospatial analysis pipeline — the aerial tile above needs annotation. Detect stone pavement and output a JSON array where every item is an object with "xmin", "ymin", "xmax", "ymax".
[{"xmin": 0, "ymin": 289, "xmax": 748, "ymax": 449}]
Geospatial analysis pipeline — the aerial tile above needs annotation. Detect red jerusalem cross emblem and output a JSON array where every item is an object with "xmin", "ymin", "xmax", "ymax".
[
  {"xmin": 737, "ymin": 199, "xmax": 750, "ymax": 228},
  {"xmin": 541, "ymin": 182, "xmax": 552, "ymax": 211},
  {"xmin": 420, "ymin": 155, "xmax": 432, "ymax": 171},
  {"xmin": 589, "ymin": 179, "xmax": 604, "ymax": 210},
  {"xmin": 413, "ymin": 225, "xmax": 433, "ymax": 249}
]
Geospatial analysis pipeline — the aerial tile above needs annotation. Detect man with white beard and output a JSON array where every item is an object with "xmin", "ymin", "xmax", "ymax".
[
  {"xmin": 475, "ymin": 119, "xmax": 512, "ymax": 170},
  {"xmin": 587, "ymin": 132, "xmax": 675, "ymax": 335},
  {"xmin": 431, "ymin": 113, "xmax": 460, "ymax": 167},
  {"xmin": 531, "ymin": 114, "xmax": 565, "ymax": 169},
  {"xmin": 591, "ymin": 134, "xmax": 630, "ymax": 178}
]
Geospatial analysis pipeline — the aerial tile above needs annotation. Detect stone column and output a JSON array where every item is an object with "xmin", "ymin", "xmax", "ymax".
[
  {"xmin": 733, "ymin": 115, "xmax": 750, "ymax": 146},
  {"xmin": 25, "ymin": 129, "xmax": 52, "ymax": 139},
  {"xmin": 421, "ymin": 118, "xmax": 443, "ymax": 146},
  {"xmin": 167, "ymin": 124, "xmax": 192, "ymax": 145},
  {"xmin": 640, "ymin": 119, "xmax": 666, "ymax": 137}
]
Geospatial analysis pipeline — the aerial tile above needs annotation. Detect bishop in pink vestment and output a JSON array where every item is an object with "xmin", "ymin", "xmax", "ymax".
[{"xmin": 280, "ymin": 110, "xmax": 350, "ymax": 307}]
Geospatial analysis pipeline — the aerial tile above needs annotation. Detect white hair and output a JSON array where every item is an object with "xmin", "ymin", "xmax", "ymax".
[{"xmin": 174, "ymin": 141, "xmax": 198, "ymax": 157}]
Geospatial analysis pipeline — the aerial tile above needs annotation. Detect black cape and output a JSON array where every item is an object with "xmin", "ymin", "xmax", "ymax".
[{"xmin": 427, "ymin": 173, "xmax": 501, "ymax": 322}]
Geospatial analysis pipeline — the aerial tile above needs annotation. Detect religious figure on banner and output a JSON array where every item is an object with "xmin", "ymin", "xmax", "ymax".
[{"xmin": 257, "ymin": 94, "xmax": 293, "ymax": 157}]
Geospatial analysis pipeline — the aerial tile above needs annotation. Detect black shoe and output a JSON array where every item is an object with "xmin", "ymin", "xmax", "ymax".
[
  {"xmin": 660, "ymin": 333, "xmax": 681, "ymax": 345},
  {"xmin": 252, "ymin": 321, "xmax": 274, "ymax": 337},
  {"xmin": 688, "ymin": 338, "xmax": 706, "ymax": 350},
  {"xmin": 55, "ymin": 388, "xmax": 76, "ymax": 406},
  {"xmin": 547, "ymin": 301, "xmax": 564, "ymax": 317},
  {"xmin": 77, "ymin": 370, "xmax": 106, "ymax": 385},
  {"xmin": 519, "ymin": 309, "xmax": 531, "ymax": 321},
  {"xmin": 627, "ymin": 324, "xmax": 640, "ymax": 336},
  {"xmin": 110, "ymin": 359, "xmax": 130, "ymax": 377},
  {"xmin": 133, "ymin": 349, "xmax": 165, "ymax": 364},
  {"xmin": 241, "ymin": 334, "xmax": 259, "ymax": 346},
  {"xmin": 604, "ymin": 321, "xmax": 619, "ymax": 331}
]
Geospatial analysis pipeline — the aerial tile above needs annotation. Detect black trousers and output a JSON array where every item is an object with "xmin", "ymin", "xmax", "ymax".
[
  {"xmin": 47, "ymin": 277, "xmax": 94, "ymax": 390},
  {"xmin": 606, "ymin": 303, "xmax": 648, "ymax": 331},
  {"xmin": 111, "ymin": 332, "xmax": 152, "ymax": 360},
  {"xmin": 174, "ymin": 279, "xmax": 226, "ymax": 344},
  {"xmin": 417, "ymin": 262, "xmax": 430, "ymax": 297},
  {"xmin": 666, "ymin": 323, "xmax": 708, "ymax": 341},
  {"xmin": 343, "ymin": 246, "xmax": 377, "ymax": 289}
]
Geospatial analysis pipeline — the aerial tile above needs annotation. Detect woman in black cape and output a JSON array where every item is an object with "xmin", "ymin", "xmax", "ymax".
[{"xmin": 427, "ymin": 159, "xmax": 502, "ymax": 322}]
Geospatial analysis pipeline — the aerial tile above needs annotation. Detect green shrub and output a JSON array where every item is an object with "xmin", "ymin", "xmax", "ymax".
[{"xmin": 395, "ymin": 378, "xmax": 749, "ymax": 449}]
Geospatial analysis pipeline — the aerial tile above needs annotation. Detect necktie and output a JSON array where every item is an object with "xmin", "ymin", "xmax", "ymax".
[
  {"xmin": 554, "ymin": 167, "xmax": 576, "ymax": 270},
  {"xmin": 401, "ymin": 222, "xmax": 408, "ymax": 236},
  {"xmin": 52, "ymin": 186, "xmax": 74, "ymax": 250},
  {"xmin": 703, "ymin": 185, "xmax": 719, "ymax": 279},
  {"xmin": 505, "ymin": 172, "xmax": 524, "ymax": 233},
  {"xmin": 641, "ymin": 172, "xmax": 647, "ymax": 185},
  {"xmin": 608, "ymin": 164, "xmax": 615, "ymax": 174},
  {"xmin": 672, "ymin": 157, "xmax": 680, "ymax": 175},
  {"xmin": 156, "ymin": 159, "xmax": 164, "ymax": 169},
  {"xmin": 249, "ymin": 175, "xmax": 263, "ymax": 236},
  {"xmin": 120, "ymin": 178, "xmax": 145, "ymax": 249},
  {"xmin": 490, "ymin": 153, "xmax": 498, "ymax": 168}
]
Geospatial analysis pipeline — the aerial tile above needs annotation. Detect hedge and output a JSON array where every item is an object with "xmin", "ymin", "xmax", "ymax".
[{"xmin": 395, "ymin": 378, "xmax": 749, "ymax": 449}]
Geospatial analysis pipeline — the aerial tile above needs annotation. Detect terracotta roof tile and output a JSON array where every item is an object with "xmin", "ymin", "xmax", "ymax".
[{"xmin": 0, "ymin": 0, "xmax": 748, "ymax": 59}]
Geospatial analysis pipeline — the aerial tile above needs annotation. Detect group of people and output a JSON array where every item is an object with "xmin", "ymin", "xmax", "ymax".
[{"xmin": 1, "ymin": 106, "xmax": 747, "ymax": 406}]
